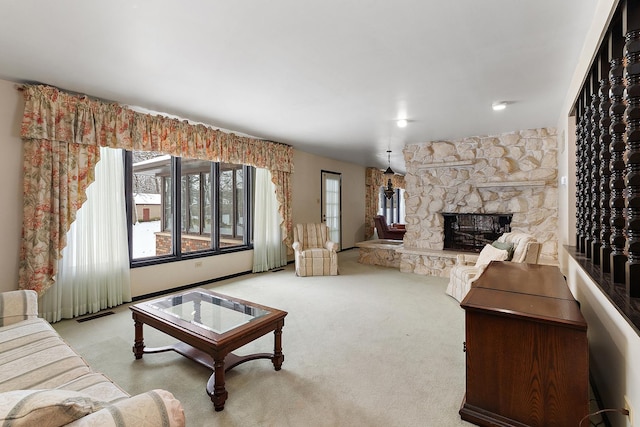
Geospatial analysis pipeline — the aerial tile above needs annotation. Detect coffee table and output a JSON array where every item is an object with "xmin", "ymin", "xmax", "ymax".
[{"xmin": 129, "ymin": 288, "xmax": 287, "ymax": 411}]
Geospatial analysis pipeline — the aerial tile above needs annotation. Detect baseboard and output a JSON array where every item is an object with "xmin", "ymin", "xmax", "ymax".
[{"xmin": 132, "ymin": 270, "xmax": 253, "ymax": 301}]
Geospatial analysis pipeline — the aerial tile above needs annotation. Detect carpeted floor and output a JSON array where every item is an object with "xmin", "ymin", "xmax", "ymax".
[{"xmin": 51, "ymin": 250, "xmax": 519, "ymax": 426}]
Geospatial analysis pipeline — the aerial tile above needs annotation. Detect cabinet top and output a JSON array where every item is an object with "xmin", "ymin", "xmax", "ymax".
[
  {"xmin": 473, "ymin": 262, "xmax": 573, "ymax": 299},
  {"xmin": 461, "ymin": 261, "xmax": 587, "ymax": 329}
]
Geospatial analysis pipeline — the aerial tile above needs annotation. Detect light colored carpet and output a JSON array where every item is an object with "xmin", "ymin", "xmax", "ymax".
[{"xmin": 54, "ymin": 249, "xmax": 474, "ymax": 426}]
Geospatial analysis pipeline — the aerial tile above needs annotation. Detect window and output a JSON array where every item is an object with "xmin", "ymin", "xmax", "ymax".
[
  {"xmin": 127, "ymin": 151, "xmax": 253, "ymax": 265},
  {"xmin": 379, "ymin": 187, "xmax": 405, "ymax": 224},
  {"xmin": 219, "ymin": 164, "xmax": 245, "ymax": 247}
]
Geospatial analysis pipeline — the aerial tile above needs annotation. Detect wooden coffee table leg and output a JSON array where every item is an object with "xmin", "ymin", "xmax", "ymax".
[
  {"xmin": 132, "ymin": 318, "xmax": 145, "ymax": 359},
  {"xmin": 207, "ymin": 357, "xmax": 228, "ymax": 411},
  {"xmin": 272, "ymin": 322, "xmax": 284, "ymax": 371}
]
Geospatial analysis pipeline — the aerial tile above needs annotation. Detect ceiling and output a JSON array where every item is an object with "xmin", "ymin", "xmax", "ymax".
[{"xmin": 0, "ymin": 1, "xmax": 600, "ymax": 174}]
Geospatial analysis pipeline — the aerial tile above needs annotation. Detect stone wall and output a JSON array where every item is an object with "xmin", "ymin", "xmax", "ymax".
[{"xmin": 401, "ymin": 128, "xmax": 558, "ymax": 274}]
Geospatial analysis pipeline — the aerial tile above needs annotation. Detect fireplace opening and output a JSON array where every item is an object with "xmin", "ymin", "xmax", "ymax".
[{"xmin": 442, "ymin": 213, "xmax": 512, "ymax": 253}]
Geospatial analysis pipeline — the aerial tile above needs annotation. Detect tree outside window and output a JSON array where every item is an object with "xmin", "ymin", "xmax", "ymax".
[{"xmin": 129, "ymin": 152, "xmax": 252, "ymax": 263}]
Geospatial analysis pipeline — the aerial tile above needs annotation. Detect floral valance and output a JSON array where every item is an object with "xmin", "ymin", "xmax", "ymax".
[{"xmin": 20, "ymin": 85, "xmax": 293, "ymax": 173}]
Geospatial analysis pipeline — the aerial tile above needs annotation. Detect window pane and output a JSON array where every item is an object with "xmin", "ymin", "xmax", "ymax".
[
  {"xmin": 203, "ymin": 172, "xmax": 211, "ymax": 234},
  {"xmin": 219, "ymin": 163, "xmax": 244, "ymax": 248},
  {"xmin": 131, "ymin": 152, "xmax": 172, "ymax": 259},
  {"xmin": 236, "ymin": 168, "xmax": 244, "ymax": 238},
  {"xmin": 163, "ymin": 177, "xmax": 172, "ymax": 231},
  {"xmin": 181, "ymin": 158, "xmax": 212, "ymax": 253},
  {"xmin": 189, "ymin": 175, "xmax": 200, "ymax": 233},
  {"xmin": 324, "ymin": 174, "xmax": 340, "ymax": 245}
]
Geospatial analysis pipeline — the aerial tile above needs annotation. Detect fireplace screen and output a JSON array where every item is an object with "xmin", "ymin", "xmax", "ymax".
[{"xmin": 442, "ymin": 213, "xmax": 512, "ymax": 253}]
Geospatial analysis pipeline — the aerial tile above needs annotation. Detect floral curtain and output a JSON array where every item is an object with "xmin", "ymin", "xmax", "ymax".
[
  {"xmin": 19, "ymin": 139, "xmax": 100, "ymax": 294},
  {"xmin": 364, "ymin": 167, "xmax": 405, "ymax": 239},
  {"xmin": 39, "ymin": 147, "xmax": 131, "ymax": 322},
  {"xmin": 19, "ymin": 84, "xmax": 294, "ymax": 295}
]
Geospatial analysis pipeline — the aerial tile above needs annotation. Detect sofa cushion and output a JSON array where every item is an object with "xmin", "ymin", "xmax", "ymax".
[
  {"xmin": 0, "ymin": 389, "xmax": 105, "ymax": 427},
  {"xmin": 66, "ymin": 389, "xmax": 185, "ymax": 427}
]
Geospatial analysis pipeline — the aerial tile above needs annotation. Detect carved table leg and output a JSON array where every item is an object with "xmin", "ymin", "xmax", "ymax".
[
  {"xmin": 207, "ymin": 357, "xmax": 228, "ymax": 411},
  {"xmin": 272, "ymin": 322, "xmax": 284, "ymax": 371},
  {"xmin": 132, "ymin": 319, "xmax": 145, "ymax": 359}
]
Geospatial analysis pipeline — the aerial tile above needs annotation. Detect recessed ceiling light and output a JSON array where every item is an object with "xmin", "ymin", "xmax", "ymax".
[
  {"xmin": 492, "ymin": 102, "xmax": 507, "ymax": 111},
  {"xmin": 396, "ymin": 119, "xmax": 408, "ymax": 128}
]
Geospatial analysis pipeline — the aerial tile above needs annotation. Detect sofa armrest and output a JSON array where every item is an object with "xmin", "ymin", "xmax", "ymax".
[
  {"xmin": 0, "ymin": 290, "xmax": 39, "ymax": 326},
  {"xmin": 66, "ymin": 389, "xmax": 185, "ymax": 427}
]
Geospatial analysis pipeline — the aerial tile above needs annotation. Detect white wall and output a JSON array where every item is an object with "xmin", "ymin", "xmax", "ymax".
[
  {"xmin": 557, "ymin": 1, "xmax": 636, "ymax": 426},
  {"xmin": 0, "ymin": 80, "xmax": 24, "ymax": 292},
  {"xmin": 292, "ymin": 149, "xmax": 366, "ymax": 249},
  {"xmin": 0, "ymin": 79, "xmax": 366, "ymax": 298}
]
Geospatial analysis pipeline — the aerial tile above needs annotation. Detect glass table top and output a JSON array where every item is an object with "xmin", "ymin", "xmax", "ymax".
[{"xmin": 148, "ymin": 290, "xmax": 271, "ymax": 334}]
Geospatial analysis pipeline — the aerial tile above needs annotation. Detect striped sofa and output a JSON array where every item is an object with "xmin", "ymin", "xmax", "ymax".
[{"xmin": 0, "ymin": 290, "xmax": 185, "ymax": 426}]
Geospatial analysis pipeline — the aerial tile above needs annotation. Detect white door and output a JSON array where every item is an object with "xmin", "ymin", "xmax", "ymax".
[{"xmin": 321, "ymin": 171, "xmax": 341, "ymax": 250}]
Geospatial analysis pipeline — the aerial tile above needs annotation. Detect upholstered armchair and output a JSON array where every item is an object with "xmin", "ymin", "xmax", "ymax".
[
  {"xmin": 445, "ymin": 232, "xmax": 542, "ymax": 302},
  {"xmin": 292, "ymin": 223, "xmax": 339, "ymax": 276},
  {"xmin": 373, "ymin": 215, "xmax": 406, "ymax": 240}
]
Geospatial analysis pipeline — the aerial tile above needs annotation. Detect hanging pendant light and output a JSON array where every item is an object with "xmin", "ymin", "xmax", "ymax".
[
  {"xmin": 384, "ymin": 150, "xmax": 395, "ymax": 199},
  {"xmin": 384, "ymin": 150, "xmax": 395, "ymax": 175}
]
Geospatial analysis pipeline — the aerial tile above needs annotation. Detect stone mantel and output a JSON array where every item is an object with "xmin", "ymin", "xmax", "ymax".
[
  {"xmin": 417, "ymin": 160, "xmax": 475, "ymax": 169},
  {"xmin": 475, "ymin": 180, "xmax": 546, "ymax": 188},
  {"xmin": 401, "ymin": 128, "xmax": 558, "ymax": 277}
]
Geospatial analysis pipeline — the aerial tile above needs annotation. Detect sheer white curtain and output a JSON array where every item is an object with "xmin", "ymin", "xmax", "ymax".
[
  {"xmin": 253, "ymin": 168, "xmax": 287, "ymax": 273},
  {"xmin": 39, "ymin": 147, "xmax": 131, "ymax": 322}
]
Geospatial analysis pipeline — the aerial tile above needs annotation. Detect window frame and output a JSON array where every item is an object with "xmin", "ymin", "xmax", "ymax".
[{"xmin": 125, "ymin": 151, "xmax": 254, "ymax": 268}]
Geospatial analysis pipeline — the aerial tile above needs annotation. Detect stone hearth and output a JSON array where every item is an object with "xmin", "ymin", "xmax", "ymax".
[
  {"xmin": 355, "ymin": 239, "xmax": 403, "ymax": 268},
  {"xmin": 400, "ymin": 128, "xmax": 558, "ymax": 277}
]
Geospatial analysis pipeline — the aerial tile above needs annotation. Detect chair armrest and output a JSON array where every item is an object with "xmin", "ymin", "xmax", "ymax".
[
  {"xmin": 325, "ymin": 241, "xmax": 338, "ymax": 252},
  {"xmin": 292, "ymin": 241, "xmax": 301, "ymax": 252},
  {"xmin": 455, "ymin": 254, "xmax": 478, "ymax": 266},
  {"xmin": 67, "ymin": 390, "xmax": 185, "ymax": 427},
  {"xmin": 523, "ymin": 242, "xmax": 542, "ymax": 264},
  {"xmin": 0, "ymin": 290, "xmax": 38, "ymax": 326}
]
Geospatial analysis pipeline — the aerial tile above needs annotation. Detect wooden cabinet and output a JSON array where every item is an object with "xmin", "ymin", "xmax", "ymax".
[{"xmin": 459, "ymin": 261, "xmax": 589, "ymax": 426}]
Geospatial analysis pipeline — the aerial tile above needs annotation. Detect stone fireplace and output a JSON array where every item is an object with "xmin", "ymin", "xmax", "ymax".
[{"xmin": 398, "ymin": 128, "xmax": 558, "ymax": 277}]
